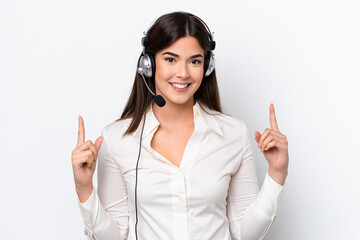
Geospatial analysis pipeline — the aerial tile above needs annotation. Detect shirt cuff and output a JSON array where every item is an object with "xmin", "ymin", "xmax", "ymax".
[
  {"xmin": 254, "ymin": 172, "xmax": 284, "ymax": 222},
  {"xmin": 77, "ymin": 187, "xmax": 110, "ymax": 237},
  {"xmin": 78, "ymin": 187, "xmax": 95, "ymax": 226}
]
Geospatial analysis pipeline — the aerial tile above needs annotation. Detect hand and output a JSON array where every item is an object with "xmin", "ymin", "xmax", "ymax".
[
  {"xmin": 255, "ymin": 104, "xmax": 289, "ymax": 185},
  {"xmin": 71, "ymin": 115, "xmax": 103, "ymax": 201}
]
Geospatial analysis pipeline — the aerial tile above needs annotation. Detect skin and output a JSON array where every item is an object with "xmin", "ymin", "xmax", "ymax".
[
  {"xmin": 153, "ymin": 36, "xmax": 204, "ymax": 110},
  {"xmin": 71, "ymin": 116, "xmax": 103, "ymax": 203},
  {"xmin": 255, "ymin": 103, "xmax": 289, "ymax": 185},
  {"xmin": 151, "ymin": 36, "xmax": 205, "ymax": 168},
  {"xmin": 71, "ymin": 36, "xmax": 289, "ymax": 203}
]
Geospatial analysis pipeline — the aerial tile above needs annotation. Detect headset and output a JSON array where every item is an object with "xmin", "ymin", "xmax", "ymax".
[
  {"xmin": 137, "ymin": 13, "xmax": 216, "ymax": 80},
  {"xmin": 134, "ymin": 13, "xmax": 216, "ymax": 240}
]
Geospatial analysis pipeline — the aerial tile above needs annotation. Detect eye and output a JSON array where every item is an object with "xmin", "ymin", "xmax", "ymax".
[
  {"xmin": 165, "ymin": 57, "xmax": 175, "ymax": 63},
  {"xmin": 190, "ymin": 59, "xmax": 202, "ymax": 65}
]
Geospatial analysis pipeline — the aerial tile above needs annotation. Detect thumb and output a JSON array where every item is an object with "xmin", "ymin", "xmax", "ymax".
[
  {"xmin": 254, "ymin": 131, "xmax": 261, "ymax": 143},
  {"xmin": 94, "ymin": 136, "xmax": 103, "ymax": 153}
]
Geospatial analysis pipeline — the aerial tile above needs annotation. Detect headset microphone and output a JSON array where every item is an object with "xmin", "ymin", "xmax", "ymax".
[
  {"xmin": 153, "ymin": 95, "xmax": 166, "ymax": 107},
  {"xmin": 137, "ymin": 67, "xmax": 166, "ymax": 107}
]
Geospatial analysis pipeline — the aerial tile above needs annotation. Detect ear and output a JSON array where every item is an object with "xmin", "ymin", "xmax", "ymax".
[{"xmin": 204, "ymin": 52, "xmax": 215, "ymax": 77}]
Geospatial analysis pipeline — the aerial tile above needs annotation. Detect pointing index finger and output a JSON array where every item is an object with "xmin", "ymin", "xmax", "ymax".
[
  {"xmin": 77, "ymin": 115, "xmax": 85, "ymax": 146},
  {"xmin": 269, "ymin": 103, "xmax": 279, "ymax": 131}
]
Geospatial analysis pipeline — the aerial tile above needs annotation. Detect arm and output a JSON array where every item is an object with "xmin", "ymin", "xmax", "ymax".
[
  {"xmin": 77, "ymin": 128, "xmax": 129, "ymax": 240},
  {"xmin": 226, "ymin": 123, "xmax": 284, "ymax": 240}
]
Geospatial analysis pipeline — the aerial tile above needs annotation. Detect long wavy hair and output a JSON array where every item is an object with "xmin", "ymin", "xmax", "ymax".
[{"xmin": 118, "ymin": 11, "xmax": 222, "ymax": 135}]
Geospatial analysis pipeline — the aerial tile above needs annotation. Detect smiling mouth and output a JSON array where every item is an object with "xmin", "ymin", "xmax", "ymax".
[{"xmin": 169, "ymin": 83, "xmax": 191, "ymax": 89}]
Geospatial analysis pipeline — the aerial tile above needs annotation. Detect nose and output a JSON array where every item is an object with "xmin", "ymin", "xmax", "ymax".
[{"xmin": 176, "ymin": 61, "xmax": 190, "ymax": 79}]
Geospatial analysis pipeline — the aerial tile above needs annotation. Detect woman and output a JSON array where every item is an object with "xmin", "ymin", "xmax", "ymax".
[{"xmin": 71, "ymin": 11, "xmax": 289, "ymax": 240}]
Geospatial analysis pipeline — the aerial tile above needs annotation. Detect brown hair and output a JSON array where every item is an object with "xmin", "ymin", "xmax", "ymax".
[{"xmin": 118, "ymin": 11, "xmax": 222, "ymax": 135}]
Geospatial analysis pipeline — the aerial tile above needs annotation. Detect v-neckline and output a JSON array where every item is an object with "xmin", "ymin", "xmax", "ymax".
[{"xmin": 149, "ymin": 125, "xmax": 195, "ymax": 169}]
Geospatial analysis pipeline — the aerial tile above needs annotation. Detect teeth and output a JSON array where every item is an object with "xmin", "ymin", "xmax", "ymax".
[{"xmin": 170, "ymin": 83, "xmax": 189, "ymax": 89}]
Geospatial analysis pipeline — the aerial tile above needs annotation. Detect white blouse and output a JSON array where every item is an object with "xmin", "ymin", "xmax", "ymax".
[{"xmin": 77, "ymin": 102, "xmax": 284, "ymax": 240}]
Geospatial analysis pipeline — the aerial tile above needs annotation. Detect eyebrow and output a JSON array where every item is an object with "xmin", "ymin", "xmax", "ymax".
[{"xmin": 162, "ymin": 52, "xmax": 203, "ymax": 59}]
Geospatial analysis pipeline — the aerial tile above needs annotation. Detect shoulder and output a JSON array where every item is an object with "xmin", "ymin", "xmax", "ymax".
[
  {"xmin": 215, "ymin": 113, "xmax": 249, "ymax": 139},
  {"xmin": 98, "ymin": 118, "xmax": 141, "ymax": 162},
  {"xmin": 198, "ymin": 104, "xmax": 250, "ymax": 139},
  {"xmin": 101, "ymin": 118, "xmax": 133, "ymax": 140},
  {"xmin": 215, "ymin": 112, "xmax": 247, "ymax": 130}
]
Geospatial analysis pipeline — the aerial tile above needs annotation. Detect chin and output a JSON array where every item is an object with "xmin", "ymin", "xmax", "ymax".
[{"xmin": 165, "ymin": 96, "xmax": 195, "ymax": 106}]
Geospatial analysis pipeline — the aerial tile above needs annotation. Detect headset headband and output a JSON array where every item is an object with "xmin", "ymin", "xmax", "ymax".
[
  {"xmin": 138, "ymin": 12, "xmax": 216, "ymax": 78},
  {"xmin": 141, "ymin": 12, "xmax": 216, "ymax": 52}
]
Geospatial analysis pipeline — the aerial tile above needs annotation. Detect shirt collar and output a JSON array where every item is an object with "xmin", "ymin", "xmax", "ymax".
[
  {"xmin": 132, "ymin": 101, "xmax": 224, "ymax": 139},
  {"xmin": 193, "ymin": 102, "xmax": 223, "ymax": 137}
]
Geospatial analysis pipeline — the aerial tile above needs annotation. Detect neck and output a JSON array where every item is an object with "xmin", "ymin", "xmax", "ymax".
[{"xmin": 152, "ymin": 99, "xmax": 195, "ymax": 127}]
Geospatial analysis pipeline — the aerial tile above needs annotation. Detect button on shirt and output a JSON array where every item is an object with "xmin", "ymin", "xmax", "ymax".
[{"xmin": 77, "ymin": 102, "xmax": 284, "ymax": 240}]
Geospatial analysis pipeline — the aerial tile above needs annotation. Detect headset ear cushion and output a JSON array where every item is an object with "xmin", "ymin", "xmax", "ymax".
[
  {"xmin": 204, "ymin": 52, "xmax": 215, "ymax": 77},
  {"xmin": 138, "ymin": 53, "xmax": 156, "ymax": 78},
  {"xmin": 204, "ymin": 54, "xmax": 210, "ymax": 76},
  {"xmin": 210, "ymin": 41, "xmax": 216, "ymax": 51},
  {"xmin": 149, "ymin": 53, "xmax": 155, "ymax": 78}
]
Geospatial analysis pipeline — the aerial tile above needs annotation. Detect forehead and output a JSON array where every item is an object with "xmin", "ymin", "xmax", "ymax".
[{"xmin": 159, "ymin": 36, "xmax": 204, "ymax": 56}]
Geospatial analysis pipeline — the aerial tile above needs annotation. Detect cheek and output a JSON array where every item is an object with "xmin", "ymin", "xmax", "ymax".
[
  {"xmin": 190, "ymin": 68, "xmax": 204, "ymax": 82},
  {"xmin": 156, "ymin": 63, "xmax": 174, "ymax": 82}
]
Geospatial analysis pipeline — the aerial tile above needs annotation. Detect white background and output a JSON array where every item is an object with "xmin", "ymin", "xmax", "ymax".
[{"xmin": 1, "ymin": 0, "xmax": 359, "ymax": 239}]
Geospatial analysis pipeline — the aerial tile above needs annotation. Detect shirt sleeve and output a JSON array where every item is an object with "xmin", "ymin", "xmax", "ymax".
[
  {"xmin": 226, "ymin": 123, "xmax": 284, "ymax": 240},
  {"xmin": 77, "ymin": 127, "xmax": 129, "ymax": 240}
]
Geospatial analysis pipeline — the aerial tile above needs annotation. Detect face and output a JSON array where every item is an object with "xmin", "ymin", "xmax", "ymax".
[{"xmin": 154, "ymin": 36, "xmax": 205, "ymax": 107}]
